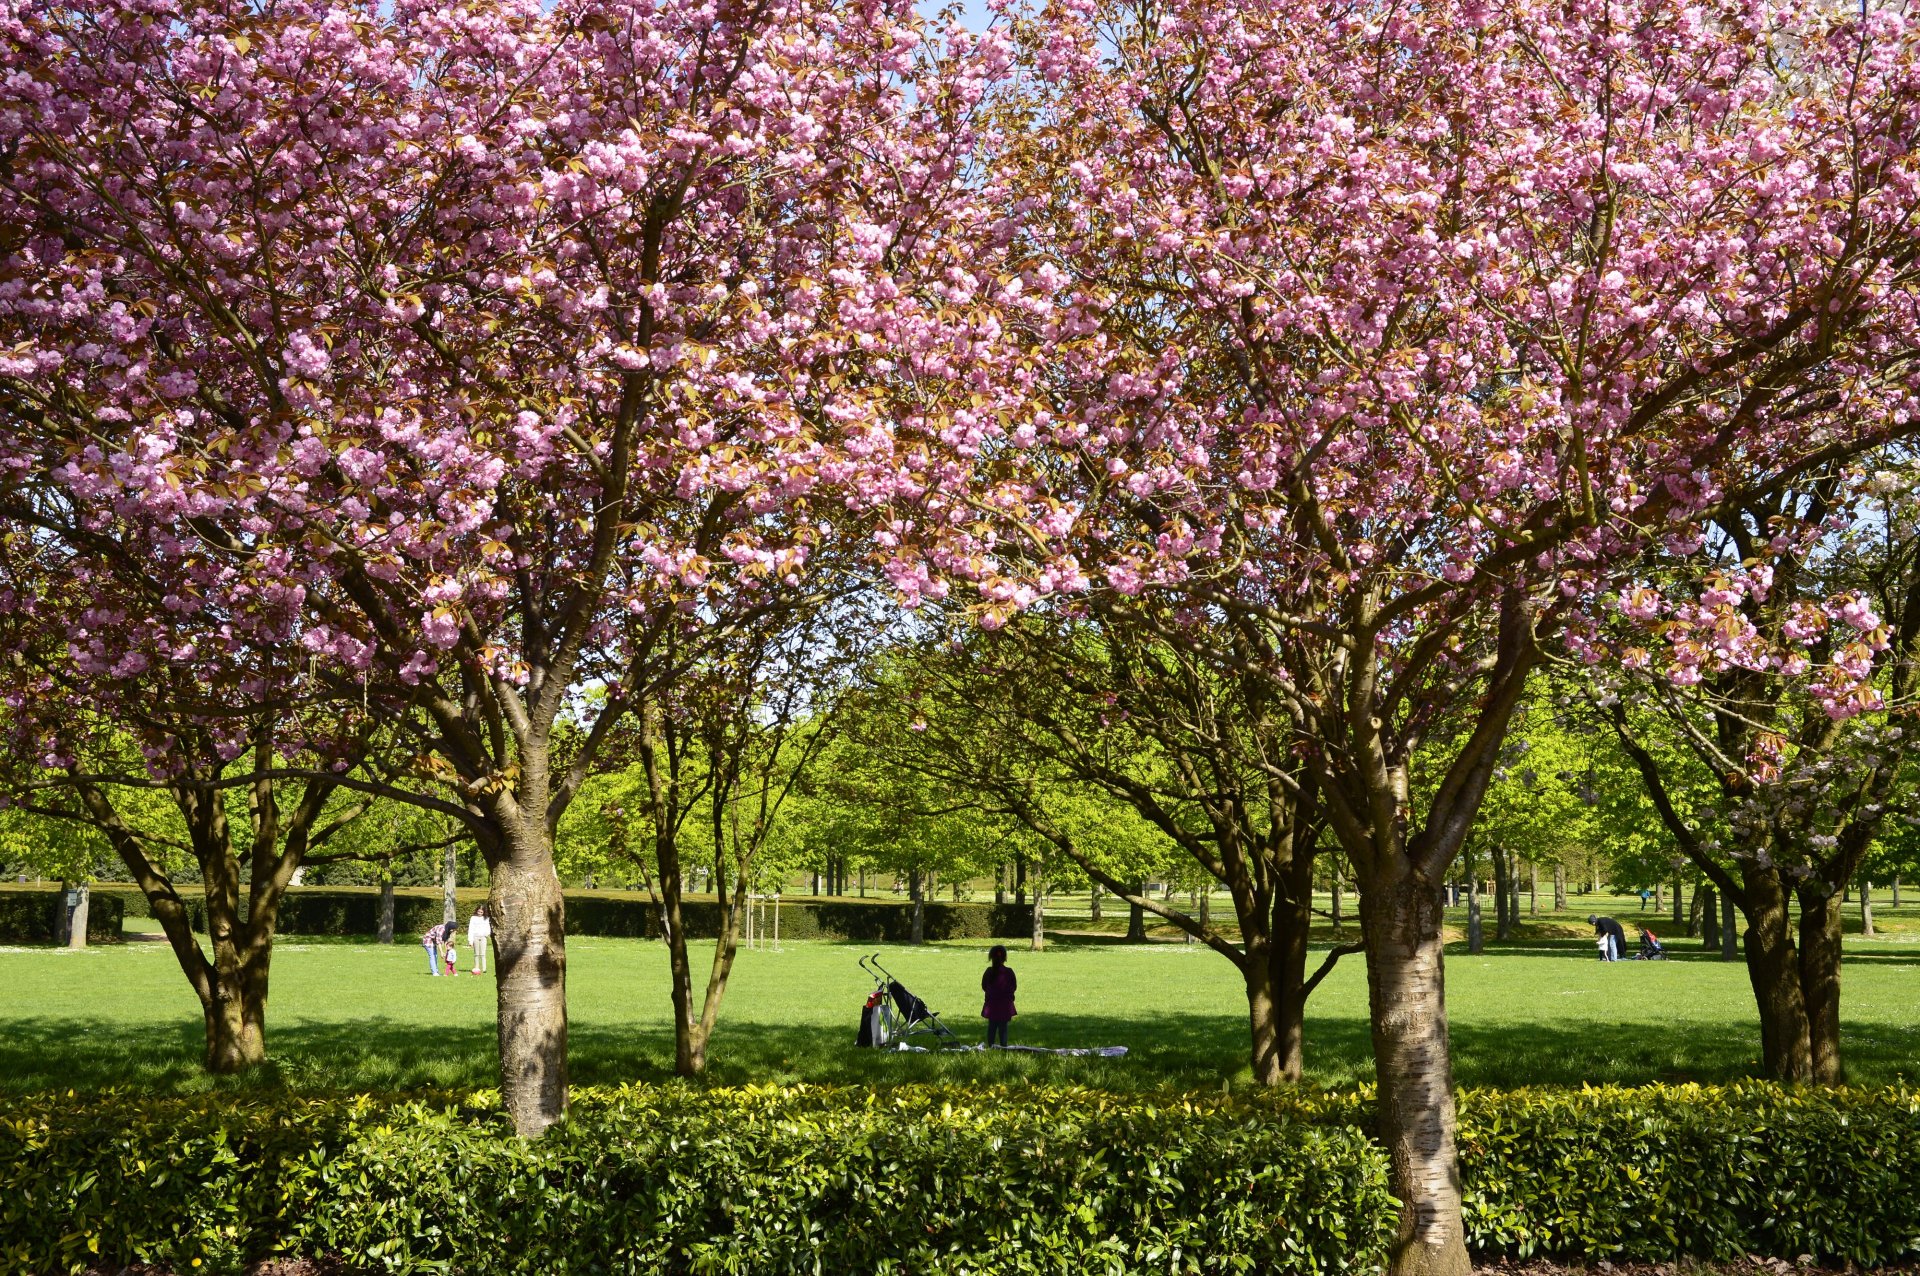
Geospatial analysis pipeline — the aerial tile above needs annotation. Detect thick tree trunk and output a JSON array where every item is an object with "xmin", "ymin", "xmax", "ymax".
[
  {"xmin": 1893, "ymin": 875, "xmax": 1902, "ymax": 908},
  {"xmin": 1700, "ymin": 886, "xmax": 1718, "ymax": 948},
  {"xmin": 1798, "ymin": 887, "xmax": 1843, "ymax": 1085},
  {"xmin": 490, "ymin": 850, "xmax": 569, "ymax": 1136},
  {"xmin": 202, "ymin": 939, "xmax": 269, "ymax": 1073},
  {"xmin": 1741, "ymin": 871, "xmax": 1812, "ymax": 1083},
  {"xmin": 1126, "ymin": 883, "xmax": 1147, "ymax": 943},
  {"xmin": 1720, "ymin": 888, "xmax": 1738, "ymax": 962},
  {"xmin": 1552, "ymin": 863, "xmax": 1566, "ymax": 912},
  {"xmin": 1088, "ymin": 881, "xmax": 1101, "ymax": 922},
  {"xmin": 1360, "ymin": 875, "xmax": 1471, "ymax": 1276},
  {"xmin": 1859, "ymin": 879, "xmax": 1875, "ymax": 938},
  {"xmin": 378, "ymin": 879, "xmax": 395, "ymax": 944}
]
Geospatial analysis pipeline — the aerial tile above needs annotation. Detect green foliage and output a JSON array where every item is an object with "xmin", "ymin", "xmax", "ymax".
[
  {"xmin": 5, "ymin": 1082, "xmax": 1917, "ymax": 1274},
  {"xmin": 0, "ymin": 1085, "xmax": 1394, "ymax": 1276},
  {"xmin": 0, "ymin": 887, "xmax": 123, "ymax": 943},
  {"xmin": 1457, "ymin": 1084, "xmax": 1920, "ymax": 1264}
]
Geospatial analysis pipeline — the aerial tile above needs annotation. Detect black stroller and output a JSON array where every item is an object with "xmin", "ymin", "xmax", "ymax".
[
  {"xmin": 1635, "ymin": 929, "xmax": 1668, "ymax": 960},
  {"xmin": 856, "ymin": 953, "xmax": 958, "ymax": 1047}
]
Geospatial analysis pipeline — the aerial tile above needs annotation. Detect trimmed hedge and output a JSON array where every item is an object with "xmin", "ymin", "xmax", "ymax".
[
  {"xmin": 1, "ymin": 1083, "xmax": 1916, "ymax": 1274},
  {"xmin": 0, "ymin": 887, "xmax": 124, "ymax": 944},
  {"xmin": 93, "ymin": 883, "xmax": 1032, "ymax": 942},
  {"xmin": 1456, "ymin": 1083, "xmax": 1920, "ymax": 1264},
  {"xmin": 0, "ymin": 1085, "xmax": 1393, "ymax": 1275}
]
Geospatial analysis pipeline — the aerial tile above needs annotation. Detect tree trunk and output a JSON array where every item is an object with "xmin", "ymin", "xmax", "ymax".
[
  {"xmin": 858, "ymin": 867, "xmax": 866, "ymax": 899},
  {"xmin": 1331, "ymin": 869, "xmax": 1343, "ymax": 925},
  {"xmin": 1798, "ymin": 886, "xmax": 1843, "ymax": 1085},
  {"xmin": 1859, "ymin": 878, "xmax": 1875, "ymax": 938},
  {"xmin": 1030, "ymin": 886, "xmax": 1045, "ymax": 952},
  {"xmin": 1671, "ymin": 869, "xmax": 1684, "ymax": 928},
  {"xmin": 1126, "ymin": 882, "xmax": 1147, "ymax": 943},
  {"xmin": 1892, "ymin": 875, "xmax": 1901, "ymax": 908},
  {"xmin": 1466, "ymin": 875, "xmax": 1484, "ymax": 955},
  {"xmin": 994, "ymin": 862, "xmax": 1005, "ymax": 906},
  {"xmin": 1528, "ymin": 862, "xmax": 1537, "ymax": 916},
  {"xmin": 378, "ymin": 879, "xmax": 395, "ymax": 944},
  {"xmin": 64, "ymin": 882, "xmax": 90, "ymax": 949},
  {"xmin": 1490, "ymin": 845, "xmax": 1511, "ymax": 941},
  {"xmin": 1692, "ymin": 884, "xmax": 1709, "ymax": 942},
  {"xmin": 1552, "ymin": 863, "xmax": 1567, "ymax": 912},
  {"xmin": 1088, "ymin": 881, "xmax": 1101, "ymax": 922},
  {"xmin": 1013, "ymin": 854, "xmax": 1026, "ymax": 908},
  {"xmin": 202, "ymin": 936, "xmax": 269, "ymax": 1073},
  {"xmin": 442, "ymin": 840, "xmax": 458, "ymax": 927},
  {"xmin": 489, "ymin": 848, "xmax": 569, "ymax": 1136},
  {"xmin": 909, "ymin": 870, "xmax": 925, "ymax": 945},
  {"xmin": 1360, "ymin": 875, "xmax": 1471, "ymax": 1276},
  {"xmin": 1741, "ymin": 871, "xmax": 1813, "ymax": 1082},
  {"xmin": 1654, "ymin": 881, "xmax": 1663, "ymax": 915},
  {"xmin": 1720, "ymin": 888, "xmax": 1738, "ymax": 962}
]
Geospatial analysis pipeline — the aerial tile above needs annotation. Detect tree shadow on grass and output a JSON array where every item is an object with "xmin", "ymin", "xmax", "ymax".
[{"xmin": 0, "ymin": 1002, "xmax": 1913, "ymax": 1102}]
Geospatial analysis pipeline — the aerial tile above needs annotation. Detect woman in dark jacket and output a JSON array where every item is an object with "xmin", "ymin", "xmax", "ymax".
[{"xmin": 981, "ymin": 945, "xmax": 1017, "ymax": 1047}]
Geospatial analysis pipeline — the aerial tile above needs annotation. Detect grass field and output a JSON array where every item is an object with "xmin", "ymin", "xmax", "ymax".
[{"xmin": 0, "ymin": 903, "xmax": 1915, "ymax": 1097}]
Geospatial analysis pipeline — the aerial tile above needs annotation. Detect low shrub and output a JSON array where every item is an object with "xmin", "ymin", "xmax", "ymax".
[
  {"xmin": 0, "ymin": 887, "xmax": 124, "ymax": 944},
  {"xmin": 1456, "ymin": 1083, "xmax": 1920, "ymax": 1265},
  {"xmin": 3, "ymin": 1083, "xmax": 1916, "ymax": 1274},
  {"xmin": 0, "ymin": 1085, "xmax": 1393, "ymax": 1276}
]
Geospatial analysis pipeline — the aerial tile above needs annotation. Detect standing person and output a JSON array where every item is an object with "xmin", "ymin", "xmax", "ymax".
[
  {"xmin": 1639, "ymin": 888, "xmax": 1652, "ymax": 912},
  {"xmin": 1588, "ymin": 914, "xmax": 1627, "ymax": 962},
  {"xmin": 444, "ymin": 928, "xmax": 459, "ymax": 976},
  {"xmin": 421, "ymin": 920, "xmax": 444, "ymax": 976},
  {"xmin": 467, "ymin": 905, "xmax": 493, "ymax": 975},
  {"xmin": 981, "ymin": 944, "xmax": 1017, "ymax": 1048}
]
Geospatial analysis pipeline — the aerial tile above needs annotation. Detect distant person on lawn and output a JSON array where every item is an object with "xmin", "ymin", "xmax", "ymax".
[
  {"xmin": 467, "ymin": 905, "xmax": 493, "ymax": 975},
  {"xmin": 981, "ymin": 944, "xmax": 1017, "ymax": 1048},
  {"xmin": 421, "ymin": 919, "xmax": 457, "ymax": 976},
  {"xmin": 1588, "ymin": 914, "xmax": 1627, "ymax": 962}
]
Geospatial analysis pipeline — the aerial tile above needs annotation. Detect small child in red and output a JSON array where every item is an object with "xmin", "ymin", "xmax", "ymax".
[{"xmin": 444, "ymin": 937, "xmax": 459, "ymax": 976}]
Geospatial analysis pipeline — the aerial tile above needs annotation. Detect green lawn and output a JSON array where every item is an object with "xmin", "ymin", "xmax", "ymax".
[{"xmin": 1, "ymin": 919, "xmax": 1915, "ymax": 1097}]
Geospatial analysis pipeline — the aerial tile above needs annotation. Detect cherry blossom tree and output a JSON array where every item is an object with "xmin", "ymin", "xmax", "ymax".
[
  {"xmin": 938, "ymin": 1, "xmax": 1920, "ymax": 1269},
  {"xmin": 0, "ymin": 0, "xmax": 1012, "ymax": 1133},
  {"xmin": 0, "ymin": 487, "xmax": 374, "ymax": 1071},
  {"xmin": 1588, "ymin": 452, "xmax": 1920, "ymax": 1083}
]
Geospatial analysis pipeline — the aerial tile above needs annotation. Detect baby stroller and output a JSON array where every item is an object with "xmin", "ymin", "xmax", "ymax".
[
  {"xmin": 1635, "ymin": 928, "xmax": 1667, "ymax": 960},
  {"xmin": 856, "ymin": 953, "xmax": 958, "ymax": 1047}
]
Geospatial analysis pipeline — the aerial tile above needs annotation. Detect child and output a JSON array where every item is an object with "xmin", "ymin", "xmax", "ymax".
[
  {"xmin": 444, "ymin": 931, "xmax": 459, "ymax": 976},
  {"xmin": 980, "ymin": 945, "xmax": 1017, "ymax": 1048}
]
